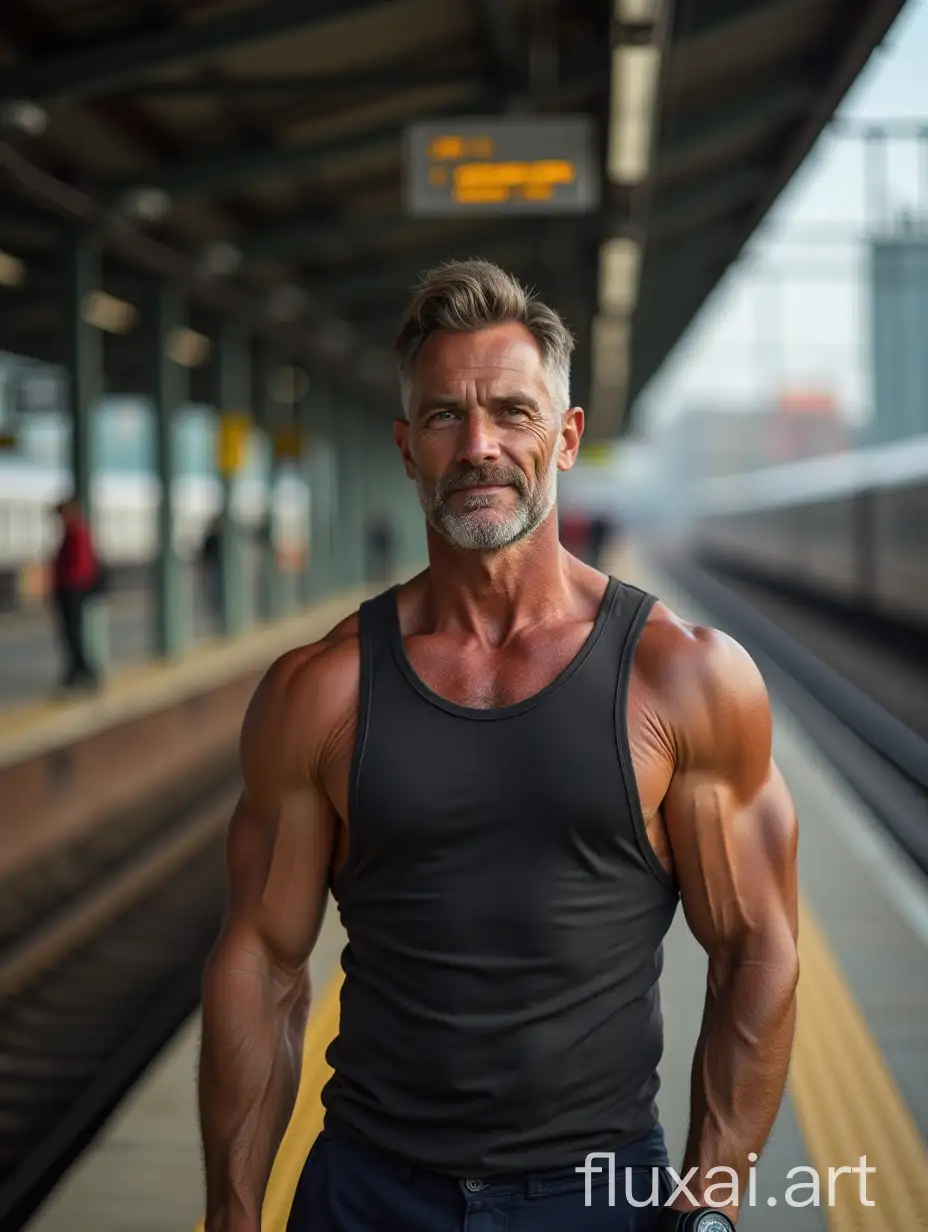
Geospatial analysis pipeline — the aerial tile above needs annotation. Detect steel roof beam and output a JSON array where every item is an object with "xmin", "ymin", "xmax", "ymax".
[
  {"xmin": 314, "ymin": 231, "xmax": 579, "ymax": 307},
  {"xmin": 109, "ymin": 65, "xmax": 482, "ymax": 100},
  {"xmin": 102, "ymin": 49, "xmax": 605, "ymax": 200},
  {"xmin": 660, "ymin": 80, "xmax": 815, "ymax": 178},
  {"xmin": 245, "ymin": 210, "xmax": 522, "ymax": 262},
  {"xmin": 0, "ymin": 0, "xmax": 389, "ymax": 103},
  {"xmin": 0, "ymin": 140, "xmax": 391, "ymax": 396},
  {"xmin": 107, "ymin": 98, "xmax": 491, "ymax": 200},
  {"xmin": 674, "ymin": 0, "xmax": 796, "ymax": 43},
  {"xmin": 476, "ymin": 0, "xmax": 525, "ymax": 88},
  {"xmin": 648, "ymin": 167, "xmax": 767, "ymax": 238}
]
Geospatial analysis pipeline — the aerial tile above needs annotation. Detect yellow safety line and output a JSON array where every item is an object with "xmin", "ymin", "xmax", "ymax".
[
  {"xmin": 788, "ymin": 900, "xmax": 928, "ymax": 1229},
  {"xmin": 192, "ymin": 898, "xmax": 928, "ymax": 1231},
  {"xmin": 193, "ymin": 970, "xmax": 344, "ymax": 1232}
]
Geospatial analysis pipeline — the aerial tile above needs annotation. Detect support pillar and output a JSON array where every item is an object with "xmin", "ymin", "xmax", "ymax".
[
  {"xmin": 333, "ymin": 395, "xmax": 367, "ymax": 589},
  {"xmin": 153, "ymin": 282, "xmax": 190, "ymax": 657},
  {"xmin": 64, "ymin": 230, "xmax": 108, "ymax": 673},
  {"xmin": 300, "ymin": 378, "xmax": 336, "ymax": 603},
  {"xmin": 214, "ymin": 320, "xmax": 252, "ymax": 636},
  {"xmin": 253, "ymin": 342, "xmax": 281, "ymax": 621},
  {"xmin": 65, "ymin": 231, "xmax": 101, "ymax": 513}
]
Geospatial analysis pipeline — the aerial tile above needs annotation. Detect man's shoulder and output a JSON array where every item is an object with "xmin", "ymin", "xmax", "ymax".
[
  {"xmin": 638, "ymin": 599, "xmax": 763, "ymax": 693},
  {"xmin": 636, "ymin": 599, "xmax": 771, "ymax": 770},
  {"xmin": 246, "ymin": 610, "xmax": 362, "ymax": 732}
]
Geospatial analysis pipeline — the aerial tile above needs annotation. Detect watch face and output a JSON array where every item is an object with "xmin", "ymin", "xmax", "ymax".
[{"xmin": 694, "ymin": 1215, "xmax": 733, "ymax": 1232}]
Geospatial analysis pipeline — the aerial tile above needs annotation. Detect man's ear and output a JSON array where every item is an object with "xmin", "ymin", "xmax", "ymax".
[{"xmin": 557, "ymin": 406, "xmax": 584, "ymax": 471}]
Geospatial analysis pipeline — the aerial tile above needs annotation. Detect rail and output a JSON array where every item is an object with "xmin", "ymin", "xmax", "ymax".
[
  {"xmin": 0, "ymin": 771, "xmax": 239, "ymax": 1229},
  {"xmin": 664, "ymin": 556, "xmax": 928, "ymax": 876}
]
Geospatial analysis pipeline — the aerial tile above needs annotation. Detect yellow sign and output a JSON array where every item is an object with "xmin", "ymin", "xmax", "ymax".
[
  {"xmin": 217, "ymin": 413, "xmax": 251, "ymax": 474},
  {"xmin": 273, "ymin": 425, "xmax": 303, "ymax": 460}
]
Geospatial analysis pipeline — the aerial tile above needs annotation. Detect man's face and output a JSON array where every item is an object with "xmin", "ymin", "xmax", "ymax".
[{"xmin": 394, "ymin": 323, "xmax": 583, "ymax": 551}]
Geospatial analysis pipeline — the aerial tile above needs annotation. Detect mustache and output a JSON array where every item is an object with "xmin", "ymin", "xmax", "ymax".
[{"xmin": 437, "ymin": 466, "xmax": 527, "ymax": 498}]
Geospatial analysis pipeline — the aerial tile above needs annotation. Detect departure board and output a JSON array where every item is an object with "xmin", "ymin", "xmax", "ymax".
[{"xmin": 403, "ymin": 117, "xmax": 599, "ymax": 216}]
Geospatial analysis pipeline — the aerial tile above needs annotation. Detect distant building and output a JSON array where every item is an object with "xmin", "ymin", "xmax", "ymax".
[
  {"xmin": 653, "ymin": 392, "xmax": 850, "ymax": 500},
  {"xmin": 868, "ymin": 230, "xmax": 928, "ymax": 446}
]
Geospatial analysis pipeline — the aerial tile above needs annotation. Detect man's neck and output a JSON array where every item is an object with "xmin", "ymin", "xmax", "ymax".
[{"xmin": 420, "ymin": 516, "xmax": 577, "ymax": 644}]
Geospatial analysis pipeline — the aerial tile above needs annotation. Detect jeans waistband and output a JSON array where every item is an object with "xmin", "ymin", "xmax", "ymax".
[{"xmin": 320, "ymin": 1118, "xmax": 670, "ymax": 1193}]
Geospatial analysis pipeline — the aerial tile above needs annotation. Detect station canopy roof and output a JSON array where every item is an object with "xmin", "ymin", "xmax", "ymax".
[{"xmin": 0, "ymin": 0, "xmax": 909, "ymax": 434}]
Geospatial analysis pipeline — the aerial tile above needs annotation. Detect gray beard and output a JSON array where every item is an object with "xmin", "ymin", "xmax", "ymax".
[{"xmin": 416, "ymin": 450, "xmax": 559, "ymax": 551}]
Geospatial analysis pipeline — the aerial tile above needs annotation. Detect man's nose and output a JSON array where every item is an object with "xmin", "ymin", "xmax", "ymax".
[{"xmin": 456, "ymin": 412, "xmax": 501, "ymax": 466}]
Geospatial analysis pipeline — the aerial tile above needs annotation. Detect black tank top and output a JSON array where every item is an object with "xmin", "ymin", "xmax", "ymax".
[{"xmin": 321, "ymin": 577, "xmax": 679, "ymax": 1175}]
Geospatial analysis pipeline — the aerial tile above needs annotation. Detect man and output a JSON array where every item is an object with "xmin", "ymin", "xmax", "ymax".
[
  {"xmin": 200, "ymin": 513, "xmax": 224, "ymax": 630},
  {"xmin": 51, "ymin": 496, "xmax": 101, "ymax": 691},
  {"xmin": 199, "ymin": 261, "xmax": 799, "ymax": 1231}
]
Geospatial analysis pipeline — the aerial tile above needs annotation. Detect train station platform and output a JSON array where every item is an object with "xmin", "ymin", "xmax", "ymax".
[
  {"xmin": 0, "ymin": 586, "xmax": 372, "ymax": 775},
  {"xmin": 20, "ymin": 547, "xmax": 928, "ymax": 1232}
]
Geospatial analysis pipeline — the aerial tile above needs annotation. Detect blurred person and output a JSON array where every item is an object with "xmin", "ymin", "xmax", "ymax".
[
  {"xmin": 200, "ymin": 513, "xmax": 224, "ymax": 628},
  {"xmin": 365, "ymin": 512, "xmax": 395, "ymax": 584},
  {"xmin": 51, "ymin": 496, "xmax": 101, "ymax": 692},
  {"xmin": 199, "ymin": 262, "xmax": 799, "ymax": 1232},
  {"xmin": 587, "ymin": 513, "xmax": 612, "ymax": 569}
]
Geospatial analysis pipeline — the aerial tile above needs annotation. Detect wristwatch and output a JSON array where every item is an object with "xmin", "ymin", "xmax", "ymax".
[
  {"xmin": 662, "ymin": 1209, "xmax": 736, "ymax": 1232},
  {"xmin": 682, "ymin": 1212, "xmax": 736, "ymax": 1232}
]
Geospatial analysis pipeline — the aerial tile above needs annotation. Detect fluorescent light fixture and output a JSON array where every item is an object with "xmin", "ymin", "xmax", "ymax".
[
  {"xmin": 616, "ymin": 0, "xmax": 661, "ymax": 22},
  {"xmin": 81, "ymin": 290, "xmax": 137, "ymax": 335},
  {"xmin": 608, "ymin": 44, "xmax": 661, "ymax": 184},
  {"xmin": 599, "ymin": 238, "xmax": 640, "ymax": 314},
  {"xmin": 0, "ymin": 250, "xmax": 26, "ymax": 287},
  {"xmin": 120, "ymin": 185, "xmax": 172, "ymax": 223},
  {"xmin": 593, "ymin": 314, "xmax": 630, "ymax": 388},
  {"xmin": 0, "ymin": 99, "xmax": 48, "ymax": 137},
  {"xmin": 167, "ymin": 327, "xmax": 212, "ymax": 367},
  {"xmin": 269, "ymin": 365, "xmax": 309, "ymax": 404}
]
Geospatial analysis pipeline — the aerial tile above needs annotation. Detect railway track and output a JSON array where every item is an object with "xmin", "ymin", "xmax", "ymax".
[
  {"xmin": 0, "ymin": 769, "xmax": 239, "ymax": 1230},
  {"xmin": 663, "ymin": 555, "xmax": 928, "ymax": 879}
]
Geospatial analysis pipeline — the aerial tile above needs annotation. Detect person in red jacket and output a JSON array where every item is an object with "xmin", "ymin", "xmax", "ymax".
[{"xmin": 52, "ymin": 497, "xmax": 101, "ymax": 691}]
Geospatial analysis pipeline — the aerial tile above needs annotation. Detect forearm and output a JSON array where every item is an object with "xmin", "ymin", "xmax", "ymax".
[
  {"xmin": 198, "ymin": 935, "xmax": 310, "ymax": 1232},
  {"xmin": 679, "ymin": 938, "xmax": 799, "ymax": 1218}
]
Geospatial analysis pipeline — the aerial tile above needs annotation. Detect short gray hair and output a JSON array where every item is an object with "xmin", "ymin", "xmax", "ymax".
[{"xmin": 393, "ymin": 259, "xmax": 574, "ymax": 417}]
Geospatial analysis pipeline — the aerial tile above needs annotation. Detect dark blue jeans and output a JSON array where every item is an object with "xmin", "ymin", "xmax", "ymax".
[{"xmin": 286, "ymin": 1122, "xmax": 675, "ymax": 1230}]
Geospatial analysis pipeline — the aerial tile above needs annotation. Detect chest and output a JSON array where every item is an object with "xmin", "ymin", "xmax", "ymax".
[{"xmin": 401, "ymin": 624, "xmax": 597, "ymax": 710}]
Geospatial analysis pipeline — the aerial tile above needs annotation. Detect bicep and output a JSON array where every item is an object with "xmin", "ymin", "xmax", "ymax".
[
  {"xmin": 664, "ymin": 764, "xmax": 798, "ymax": 967},
  {"xmin": 222, "ymin": 784, "xmax": 336, "ymax": 973}
]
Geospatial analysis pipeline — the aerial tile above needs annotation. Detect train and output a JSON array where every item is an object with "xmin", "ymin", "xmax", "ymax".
[
  {"xmin": 689, "ymin": 432, "xmax": 928, "ymax": 635},
  {"xmin": 0, "ymin": 460, "xmax": 310, "ymax": 610}
]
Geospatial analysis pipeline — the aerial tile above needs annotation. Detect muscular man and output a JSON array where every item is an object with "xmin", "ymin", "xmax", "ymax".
[{"xmin": 198, "ymin": 261, "xmax": 799, "ymax": 1232}]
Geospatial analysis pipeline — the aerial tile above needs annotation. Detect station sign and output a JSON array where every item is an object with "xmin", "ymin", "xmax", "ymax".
[
  {"xmin": 216, "ymin": 412, "xmax": 251, "ymax": 475},
  {"xmin": 403, "ymin": 116, "xmax": 600, "ymax": 217}
]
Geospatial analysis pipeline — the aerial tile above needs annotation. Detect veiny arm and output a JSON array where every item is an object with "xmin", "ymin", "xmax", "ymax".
[
  {"xmin": 198, "ymin": 647, "xmax": 341, "ymax": 1232},
  {"xmin": 662, "ymin": 627, "xmax": 799, "ymax": 1223}
]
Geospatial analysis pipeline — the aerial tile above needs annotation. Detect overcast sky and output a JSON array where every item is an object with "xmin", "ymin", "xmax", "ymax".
[{"xmin": 637, "ymin": 0, "xmax": 928, "ymax": 433}]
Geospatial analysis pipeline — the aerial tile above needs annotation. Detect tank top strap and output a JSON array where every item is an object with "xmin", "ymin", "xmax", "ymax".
[
  {"xmin": 603, "ymin": 579, "xmax": 657, "ymax": 653},
  {"xmin": 356, "ymin": 584, "xmax": 400, "ymax": 664}
]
